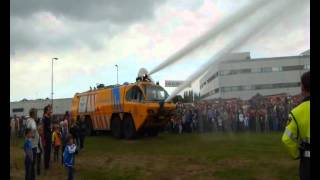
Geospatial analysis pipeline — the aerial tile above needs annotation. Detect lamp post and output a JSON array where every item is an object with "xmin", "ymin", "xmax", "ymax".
[
  {"xmin": 115, "ymin": 64, "xmax": 118, "ymax": 85},
  {"xmin": 51, "ymin": 57, "xmax": 58, "ymax": 113}
]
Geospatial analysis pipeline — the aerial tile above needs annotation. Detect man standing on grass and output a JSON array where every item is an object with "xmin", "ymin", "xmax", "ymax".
[
  {"xmin": 26, "ymin": 108, "xmax": 38, "ymax": 180},
  {"xmin": 42, "ymin": 105, "xmax": 53, "ymax": 170},
  {"xmin": 282, "ymin": 71, "xmax": 310, "ymax": 180}
]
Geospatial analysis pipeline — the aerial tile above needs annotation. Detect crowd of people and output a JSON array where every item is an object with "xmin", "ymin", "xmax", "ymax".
[
  {"xmin": 10, "ymin": 93, "xmax": 304, "ymax": 180},
  {"xmin": 10, "ymin": 105, "xmax": 87, "ymax": 180},
  {"xmin": 168, "ymin": 93, "xmax": 303, "ymax": 134}
]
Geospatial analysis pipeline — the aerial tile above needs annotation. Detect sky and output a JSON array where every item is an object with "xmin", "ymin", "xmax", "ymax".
[{"xmin": 10, "ymin": 0, "xmax": 310, "ymax": 102}]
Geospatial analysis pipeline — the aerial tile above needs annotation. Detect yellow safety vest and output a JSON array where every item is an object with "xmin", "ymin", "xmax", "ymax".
[{"xmin": 282, "ymin": 98, "xmax": 310, "ymax": 159}]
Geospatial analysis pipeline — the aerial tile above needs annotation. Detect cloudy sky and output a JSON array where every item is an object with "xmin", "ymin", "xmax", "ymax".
[{"xmin": 10, "ymin": 0, "xmax": 309, "ymax": 102}]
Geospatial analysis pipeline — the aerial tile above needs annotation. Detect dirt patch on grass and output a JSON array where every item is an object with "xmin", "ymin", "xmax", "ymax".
[{"xmin": 214, "ymin": 158, "xmax": 253, "ymax": 169}]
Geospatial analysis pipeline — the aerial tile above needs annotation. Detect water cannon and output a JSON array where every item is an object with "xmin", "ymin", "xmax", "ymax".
[{"xmin": 136, "ymin": 68, "xmax": 154, "ymax": 82}]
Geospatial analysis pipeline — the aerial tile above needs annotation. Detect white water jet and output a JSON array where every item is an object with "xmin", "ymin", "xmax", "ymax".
[
  {"xmin": 149, "ymin": 0, "xmax": 277, "ymax": 75},
  {"xmin": 165, "ymin": 0, "xmax": 302, "ymax": 102}
]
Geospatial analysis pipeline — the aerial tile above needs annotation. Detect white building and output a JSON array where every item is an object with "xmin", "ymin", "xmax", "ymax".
[
  {"xmin": 10, "ymin": 98, "xmax": 72, "ymax": 118},
  {"xmin": 199, "ymin": 50, "xmax": 310, "ymax": 100}
]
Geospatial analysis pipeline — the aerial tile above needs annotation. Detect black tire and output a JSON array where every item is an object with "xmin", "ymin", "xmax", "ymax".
[
  {"xmin": 148, "ymin": 128, "xmax": 158, "ymax": 137},
  {"xmin": 111, "ymin": 115, "xmax": 123, "ymax": 139},
  {"xmin": 86, "ymin": 117, "xmax": 96, "ymax": 136},
  {"xmin": 123, "ymin": 115, "xmax": 137, "ymax": 139}
]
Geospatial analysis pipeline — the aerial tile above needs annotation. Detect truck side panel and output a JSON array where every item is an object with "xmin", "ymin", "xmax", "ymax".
[{"xmin": 93, "ymin": 89, "xmax": 113, "ymax": 130}]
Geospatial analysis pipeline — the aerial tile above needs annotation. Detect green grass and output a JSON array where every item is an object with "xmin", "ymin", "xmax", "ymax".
[{"xmin": 10, "ymin": 132, "xmax": 299, "ymax": 180}]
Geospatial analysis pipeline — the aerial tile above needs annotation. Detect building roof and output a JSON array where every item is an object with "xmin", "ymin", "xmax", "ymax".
[{"xmin": 300, "ymin": 49, "xmax": 310, "ymax": 56}]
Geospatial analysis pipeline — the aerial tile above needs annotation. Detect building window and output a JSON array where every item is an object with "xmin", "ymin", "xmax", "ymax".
[
  {"xmin": 231, "ymin": 86, "xmax": 239, "ymax": 91},
  {"xmin": 240, "ymin": 69, "xmax": 251, "ymax": 74},
  {"xmin": 214, "ymin": 88, "xmax": 219, "ymax": 94},
  {"xmin": 220, "ymin": 82, "xmax": 300, "ymax": 93},
  {"xmin": 220, "ymin": 70, "xmax": 231, "ymax": 76},
  {"xmin": 262, "ymin": 67, "xmax": 272, "ymax": 72},
  {"xmin": 304, "ymin": 64, "xmax": 310, "ymax": 70},
  {"xmin": 252, "ymin": 68, "xmax": 262, "ymax": 73},
  {"xmin": 257, "ymin": 84, "xmax": 273, "ymax": 89},
  {"xmin": 243, "ymin": 85, "xmax": 251, "ymax": 90},
  {"xmin": 270, "ymin": 82, "xmax": 300, "ymax": 89},
  {"xmin": 207, "ymin": 72, "xmax": 219, "ymax": 83},
  {"xmin": 12, "ymin": 108, "xmax": 24, "ymax": 113},
  {"xmin": 238, "ymin": 86, "xmax": 244, "ymax": 91},
  {"xmin": 221, "ymin": 87, "xmax": 232, "ymax": 92},
  {"xmin": 272, "ymin": 67, "xmax": 281, "ymax": 72},
  {"xmin": 282, "ymin": 65, "xmax": 304, "ymax": 71}
]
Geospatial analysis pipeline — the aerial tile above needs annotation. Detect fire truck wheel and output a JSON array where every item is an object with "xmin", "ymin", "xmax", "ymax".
[
  {"xmin": 111, "ymin": 115, "xmax": 123, "ymax": 139},
  {"xmin": 86, "ymin": 117, "xmax": 95, "ymax": 136},
  {"xmin": 148, "ymin": 128, "xmax": 158, "ymax": 137},
  {"xmin": 123, "ymin": 115, "xmax": 137, "ymax": 140}
]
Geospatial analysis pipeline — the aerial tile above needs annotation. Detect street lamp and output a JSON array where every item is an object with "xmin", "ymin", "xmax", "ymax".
[
  {"xmin": 51, "ymin": 57, "xmax": 58, "ymax": 113},
  {"xmin": 115, "ymin": 64, "xmax": 118, "ymax": 85}
]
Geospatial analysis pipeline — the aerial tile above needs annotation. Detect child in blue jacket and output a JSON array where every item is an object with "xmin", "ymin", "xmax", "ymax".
[
  {"xmin": 63, "ymin": 134, "xmax": 77, "ymax": 180},
  {"xmin": 24, "ymin": 128, "xmax": 33, "ymax": 180}
]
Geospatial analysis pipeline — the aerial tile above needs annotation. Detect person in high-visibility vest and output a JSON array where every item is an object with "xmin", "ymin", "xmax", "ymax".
[{"xmin": 282, "ymin": 71, "xmax": 310, "ymax": 180}]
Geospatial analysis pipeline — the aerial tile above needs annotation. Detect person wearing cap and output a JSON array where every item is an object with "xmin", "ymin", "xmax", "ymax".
[{"xmin": 282, "ymin": 71, "xmax": 310, "ymax": 180}]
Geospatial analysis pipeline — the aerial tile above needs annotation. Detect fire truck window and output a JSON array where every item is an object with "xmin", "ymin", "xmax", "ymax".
[{"xmin": 126, "ymin": 86, "xmax": 144, "ymax": 102}]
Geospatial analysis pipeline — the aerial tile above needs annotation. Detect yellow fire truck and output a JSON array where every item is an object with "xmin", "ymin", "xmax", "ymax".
[{"xmin": 70, "ymin": 73, "xmax": 176, "ymax": 139}]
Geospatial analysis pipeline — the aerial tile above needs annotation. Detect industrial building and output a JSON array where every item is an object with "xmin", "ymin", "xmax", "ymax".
[
  {"xmin": 10, "ymin": 98, "xmax": 72, "ymax": 119},
  {"xmin": 199, "ymin": 50, "xmax": 310, "ymax": 100}
]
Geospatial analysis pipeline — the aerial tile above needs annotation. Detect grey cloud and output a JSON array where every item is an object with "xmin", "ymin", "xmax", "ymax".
[
  {"xmin": 10, "ymin": 0, "xmax": 166, "ymax": 57},
  {"xmin": 10, "ymin": 17, "xmax": 117, "ymax": 56},
  {"xmin": 10, "ymin": 0, "xmax": 164, "ymax": 23}
]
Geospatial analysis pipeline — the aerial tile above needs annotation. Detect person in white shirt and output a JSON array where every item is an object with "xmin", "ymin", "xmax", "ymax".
[
  {"xmin": 26, "ymin": 108, "xmax": 39, "ymax": 179},
  {"xmin": 238, "ymin": 110, "xmax": 244, "ymax": 131}
]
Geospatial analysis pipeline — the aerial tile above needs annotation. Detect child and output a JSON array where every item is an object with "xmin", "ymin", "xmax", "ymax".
[
  {"xmin": 24, "ymin": 128, "xmax": 33, "ymax": 180},
  {"xmin": 63, "ymin": 134, "xmax": 77, "ymax": 180},
  {"xmin": 61, "ymin": 121, "xmax": 68, "ymax": 165},
  {"xmin": 36, "ymin": 125, "xmax": 44, "ymax": 175},
  {"xmin": 69, "ymin": 123, "xmax": 79, "ymax": 155},
  {"xmin": 52, "ymin": 125, "xmax": 62, "ymax": 162}
]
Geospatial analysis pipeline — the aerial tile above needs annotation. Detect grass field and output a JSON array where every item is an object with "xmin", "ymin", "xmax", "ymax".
[{"xmin": 10, "ymin": 132, "xmax": 299, "ymax": 180}]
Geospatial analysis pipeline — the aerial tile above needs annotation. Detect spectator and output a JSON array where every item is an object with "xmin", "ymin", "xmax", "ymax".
[
  {"xmin": 11, "ymin": 116, "xmax": 16, "ymax": 145},
  {"xmin": 69, "ymin": 122, "xmax": 79, "ymax": 153},
  {"xmin": 23, "ymin": 117, "xmax": 28, "ymax": 136},
  {"xmin": 169, "ymin": 93, "xmax": 297, "ymax": 134},
  {"xmin": 63, "ymin": 134, "xmax": 77, "ymax": 180},
  {"xmin": 244, "ymin": 113, "xmax": 249, "ymax": 131},
  {"xmin": 207, "ymin": 107, "xmax": 214, "ymax": 132},
  {"xmin": 26, "ymin": 108, "xmax": 38, "ymax": 180},
  {"xmin": 238, "ymin": 110, "xmax": 244, "ymax": 132},
  {"xmin": 24, "ymin": 128, "xmax": 33, "ymax": 180},
  {"xmin": 60, "ymin": 119, "xmax": 65, "ymax": 132},
  {"xmin": 42, "ymin": 105, "xmax": 52, "ymax": 170},
  {"xmin": 224, "ymin": 109, "xmax": 231, "ymax": 132},
  {"xmin": 61, "ymin": 121, "xmax": 69, "ymax": 165},
  {"xmin": 15, "ymin": 116, "xmax": 20, "ymax": 138},
  {"xmin": 19, "ymin": 117, "xmax": 24, "ymax": 137},
  {"xmin": 217, "ymin": 108, "xmax": 223, "ymax": 132},
  {"xmin": 64, "ymin": 111, "xmax": 71, "ymax": 130},
  {"xmin": 77, "ymin": 116, "xmax": 87, "ymax": 150},
  {"xmin": 52, "ymin": 124, "xmax": 62, "ymax": 162},
  {"xmin": 36, "ymin": 125, "xmax": 43, "ymax": 175}
]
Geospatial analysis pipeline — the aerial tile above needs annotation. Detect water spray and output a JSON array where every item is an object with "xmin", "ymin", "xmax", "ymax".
[
  {"xmin": 165, "ymin": 0, "xmax": 301, "ymax": 102},
  {"xmin": 149, "ymin": 0, "xmax": 277, "ymax": 76}
]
